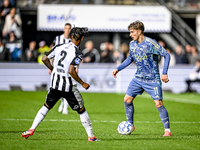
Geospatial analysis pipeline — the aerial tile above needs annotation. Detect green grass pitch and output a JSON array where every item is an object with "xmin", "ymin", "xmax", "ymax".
[{"xmin": 0, "ymin": 91, "xmax": 200, "ymax": 150}]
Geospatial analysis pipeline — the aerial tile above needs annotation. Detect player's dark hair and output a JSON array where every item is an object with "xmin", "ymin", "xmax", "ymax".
[
  {"xmin": 65, "ymin": 23, "xmax": 71, "ymax": 28},
  {"xmin": 128, "ymin": 20, "xmax": 145, "ymax": 34},
  {"xmin": 69, "ymin": 27, "xmax": 89, "ymax": 41}
]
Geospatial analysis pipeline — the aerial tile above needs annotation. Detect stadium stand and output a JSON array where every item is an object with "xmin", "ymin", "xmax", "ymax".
[{"xmin": 13, "ymin": 0, "xmax": 200, "ymax": 58}]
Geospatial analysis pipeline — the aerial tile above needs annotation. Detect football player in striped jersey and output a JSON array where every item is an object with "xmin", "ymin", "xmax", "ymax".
[
  {"xmin": 51, "ymin": 23, "xmax": 72, "ymax": 115},
  {"xmin": 22, "ymin": 27, "xmax": 99, "ymax": 141}
]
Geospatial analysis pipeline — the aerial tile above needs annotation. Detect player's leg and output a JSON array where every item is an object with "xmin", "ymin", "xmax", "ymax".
[
  {"xmin": 125, "ymin": 78, "xmax": 144, "ymax": 130},
  {"xmin": 124, "ymin": 95, "xmax": 134, "ymax": 125},
  {"xmin": 78, "ymin": 106, "xmax": 99, "ymax": 141},
  {"xmin": 58, "ymin": 98, "xmax": 64, "ymax": 113},
  {"xmin": 64, "ymin": 85, "xmax": 99, "ymax": 141},
  {"xmin": 143, "ymin": 82, "xmax": 172, "ymax": 136},
  {"xmin": 21, "ymin": 105, "xmax": 49, "ymax": 139},
  {"xmin": 62, "ymin": 98, "xmax": 69, "ymax": 114},
  {"xmin": 154, "ymin": 100, "xmax": 171, "ymax": 136},
  {"xmin": 22, "ymin": 88, "xmax": 61, "ymax": 139}
]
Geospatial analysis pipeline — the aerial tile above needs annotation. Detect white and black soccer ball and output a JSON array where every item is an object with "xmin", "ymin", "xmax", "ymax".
[{"xmin": 117, "ymin": 121, "xmax": 133, "ymax": 135}]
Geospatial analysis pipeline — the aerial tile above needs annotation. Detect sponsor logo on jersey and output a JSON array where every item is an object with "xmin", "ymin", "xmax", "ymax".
[{"xmin": 75, "ymin": 58, "xmax": 81, "ymax": 64}]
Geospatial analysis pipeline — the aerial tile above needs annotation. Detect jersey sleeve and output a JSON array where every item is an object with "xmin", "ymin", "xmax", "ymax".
[
  {"xmin": 53, "ymin": 36, "xmax": 58, "ymax": 46},
  {"xmin": 162, "ymin": 53, "xmax": 170, "ymax": 75},
  {"xmin": 148, "ymin": 39, "xmax": 170, "ymax": 75},
  {"xmin": 70, "ymin": 48, "xmax": 83, "ymax": 66},
  {"xmin": 46, "ymin": 46, "xmax": 56, "ymax": 59},
  {"xmin": 151, "ymin": 39, "xmax": 168, "ymax": 57},
  {"xmin": 116, "ymin": 55, "xmax": 133, "ymax": 71}
]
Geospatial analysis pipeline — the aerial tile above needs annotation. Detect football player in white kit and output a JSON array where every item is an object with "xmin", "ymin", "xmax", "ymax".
[
  {"xmin": 22, "ymin": 27, "xmax": 100, "ymax": 141},
  {"xmin": 51, "ymin": 23, "xmax": 71, "ymax": 115}
]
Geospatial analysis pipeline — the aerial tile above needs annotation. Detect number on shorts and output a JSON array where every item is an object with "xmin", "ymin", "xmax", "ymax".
[{"xmin": 154, "ymin": 87, "xmax": 158, "ymax": 95}]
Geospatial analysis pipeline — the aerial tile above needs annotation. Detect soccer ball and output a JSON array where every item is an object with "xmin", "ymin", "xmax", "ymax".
[{"xmin": 117, "ymin": 121, "xmax": 133, "ymax": 135}]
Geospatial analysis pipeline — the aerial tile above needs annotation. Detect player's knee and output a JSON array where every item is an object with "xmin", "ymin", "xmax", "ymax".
[
  {"xmin": 77, "ymin": 106, "xmax": 86, "ymax": 114},
  {"xmin": 154, "ymin": 100, "xmax": 163, "ymax": 108},
  {"xmin": 124, "ymin": 95, "xmax": 134, "ymax": 103},
  {"xmin": 44, "ymin": 103, "xmax": 51, "ymax": 110}
]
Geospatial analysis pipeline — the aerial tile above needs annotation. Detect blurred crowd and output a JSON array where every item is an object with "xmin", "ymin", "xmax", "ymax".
[
  {"xmin": 159, "ymin": 41, "xmax": 200, "ymax": 67},
  {"xmin": 13, "ymin": 0, "xmax": 200, "ymax": 9},
  {"xmin": 1, "ymin": 0, "xmax": 200, "ymax": 65},
  {"xmin": 0, "ymin": 0, "xmax": 22, "ymax": 62}
]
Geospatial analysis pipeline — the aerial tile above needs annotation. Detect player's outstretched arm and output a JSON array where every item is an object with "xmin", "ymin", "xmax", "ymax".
[
  {"xmin": 42, "ymin": 55, "xmax": 53, "ymax": 71},
  {"xmin": 112, "ymin": 69, "xmax": 119, "ymax": 78},
  {"xmin": 161, "ymin": 74, "xmax": 169, "ymax": 83},
  {"xmin": 161, "ymin": 53, "xmax": 170, "ymax": 83},
  {"xmin": 68, "ymin": 64, "xmax": 90, "ymax": 90}
]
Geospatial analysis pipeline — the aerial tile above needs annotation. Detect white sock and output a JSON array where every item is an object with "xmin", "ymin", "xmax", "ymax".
[
  {"xmin": 30, "ymin": 106, "xmax": 49, "ymax": 129},
  {"xmin": 60, "ymin": 98, "xmax": 64, "ymax": 107},
  {"xmin": 63, "ymin": 98, "xmax": 69, "ymax": 111},
  {"xmin": 58, "ymin": 98, "xmax": 64, "ymax": 112},
  {"xmin": 79, "ymin": 111, "xmax": 94, "ymax": 137},
  {"xmin": 165, "ymin": 128, "xmax": 171, "ymax": 132}
]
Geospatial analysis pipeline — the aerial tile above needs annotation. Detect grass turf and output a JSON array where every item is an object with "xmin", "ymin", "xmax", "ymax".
[{"xmin": 0, "ymin": 91, "xmax": 200, "ymax": 150}]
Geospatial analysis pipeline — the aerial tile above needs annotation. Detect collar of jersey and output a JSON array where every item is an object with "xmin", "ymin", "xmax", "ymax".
[
  {"xmin": 69, "ymin": 42, "xmax": 78, "ymax": 49},
  {"xmin": 137, "ymin": 36, "xmax": 146, "ymax": 45},
  {"xmin": 62, "ymin": 33, "xmax": 71, "ymax": 40}
]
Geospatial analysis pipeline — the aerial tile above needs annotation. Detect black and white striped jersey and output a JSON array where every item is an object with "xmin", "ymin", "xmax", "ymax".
[
  {"xmin": 46, "ymin": 42, "xmax": 83, "ymax": 92},
  {"xmin": 53, "ymin": 34, "xmax": 71, "ymax": 46}
]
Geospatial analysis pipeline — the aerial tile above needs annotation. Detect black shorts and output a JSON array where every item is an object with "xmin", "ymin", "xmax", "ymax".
[{"xmin": 45, "ymin": 85, "xmax": 84, "ymax": 111}]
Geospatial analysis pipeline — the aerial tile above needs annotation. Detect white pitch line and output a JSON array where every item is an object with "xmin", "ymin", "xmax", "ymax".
[{"xmin": 1, "ymin": 119, "xmax": 200, "ymax": 124}]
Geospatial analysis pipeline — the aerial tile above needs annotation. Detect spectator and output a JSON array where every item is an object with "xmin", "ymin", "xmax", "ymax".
[
  {"xmin": 184, "ymin": 59, "xmax": 200, "ymax": 93},
  {"xmin": 100, "ymin": 42, "xmax": 114, "ymax": 63},
  {"xmin": 158, "ymin": 40, "xmax": 165, "ymax": 48},
  {"xmin": 82, "ymin": 40, "xmax": 100, "ymax": 63},
  {"xmin": 112, "ymin": 42, "xmax": 129, "ymax": 63},
  {"xmin": 120, "ymin": 42, "xmax": 129, "ymax": 59},
  {"xmin": 37, "ymin": 40, "xmax": 50, "ymax": 64},
  {"xmin": 0, "ymin": 0, "xmax": 12, "ymax": 32},
  {"xmin": 190, "ymin": 0, "xmax": 198, "ymax": 8},
  {"xmin": 188, "ymin": 46, "xmax": 200, "ymax": 65},
  {"xmin": 35, "ymin": 0, "xmax": 45, "ymax": 6},
  {"xmin": 9, "ymin": 0, "xmax": 15, "ymax": 7},
  {"xmin": 174, "ymin": 44, "xmax": 188, "ymax": 64},
  {"xmin": 23, "ymin": 40, "xmax": 38, "ymax": 62},
  {"xmin": 175, "ymin": 0, "xmax": 186, "ymax": 7},
  {"xmin": 0, "ymin": 38, "xmax": 11, "ymax": 61},
  {"xmin": 160, "ymin": 48, "xmax": 176, "ymax": 67},
  {"xmin": 0, "ymin": 0, "xmax": 15, "ymax": 7},
  {"xmin": 4, "ymin": 31, "xmax": 22, "ymax": 61},
  {"xmin": 2, "ymin": 7, "xmax": 22, "ymax": 38},
  {"xmin": 26, "ymin": 0, "xmax": 32, "ymax": 6},
  {"xmin": 185, "ymin": 44, "xmax": 192, "ymax": 61}
]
